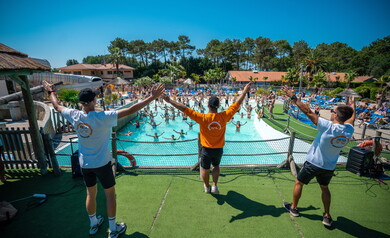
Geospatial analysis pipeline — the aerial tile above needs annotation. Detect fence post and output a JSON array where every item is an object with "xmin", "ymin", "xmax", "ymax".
[
  {"xmin": 190, "ymin": 133, "xmax": 201, "ymax": 171},
  {"xmin": 361, "ymin": 124, "xmax": 367, "ymax": 139},
  {"xmin": 287, "ymin": 131, "xmax": 298, "ymax": 177},
  {"xmin": 111, "ymin": 132, "xmax": 118, "ymax": 176},
  {"xmin": 42, "ymin": 133, "xmax": 61, "ymax": 176},
  {"xmin": 284, "ymin": 115, "xmax": 291, "ymax": 133},
  {"xmin": 373, "ymin": 131, "xmax": 382, "ymax": 163}
]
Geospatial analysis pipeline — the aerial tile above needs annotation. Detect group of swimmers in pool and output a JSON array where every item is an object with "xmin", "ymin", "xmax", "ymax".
[{"xmin": 118, "ymin": 96, "xmax": 268, "ymax": 141}]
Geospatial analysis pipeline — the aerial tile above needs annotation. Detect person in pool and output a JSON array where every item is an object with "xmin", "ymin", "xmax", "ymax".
[
  {"xmin": 174, "ymin": 129, "xmax": 187, "ymax": 137},
  {"xmin": 232, "ymin": 121, "xmax": 247, "ymax": 131},
  {"xmin": 162, "ymin": 134, "xmax": 180, "ymax": 141},
  {"xmin": 148, "ymin": 121, "xmax": 162, "ymax": 129},
  {"xmin": 146, "ymin": 132, "xmax": 165, "ymax": 140}
]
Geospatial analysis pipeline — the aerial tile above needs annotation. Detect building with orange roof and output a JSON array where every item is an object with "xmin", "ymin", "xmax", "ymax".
[
  {"xmin": 225, "ymin": 71, "xmax": 374, "ymax": 84},
  {"xmin": 58, "ymin": 63, "xmax": 135, "ymax": 81}
]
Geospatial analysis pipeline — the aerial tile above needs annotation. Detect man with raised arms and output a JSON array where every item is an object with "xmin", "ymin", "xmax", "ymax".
[
  {"xmin": 282, "ymin": 85, "xmax": 355, "ymax": 227},
  {"xmin": 161, "ymin": 82, "xmax": 253, "ymax": 194}
]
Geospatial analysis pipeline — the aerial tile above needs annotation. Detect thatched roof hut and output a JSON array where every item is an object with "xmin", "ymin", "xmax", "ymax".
[
  {"xmin": 0, "ymin": 43, "xmax": 50, "ymax": 72},
  {"xmin": 0, "ymin": 43, "xmax": 52, "ymax": 175}
]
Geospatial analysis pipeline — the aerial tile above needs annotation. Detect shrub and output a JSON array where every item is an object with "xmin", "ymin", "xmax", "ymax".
[
  {"xmin": 354, "ymin": 86, "xmax": 371, "ymax": 99},
  {"xmin": 325, "ymin": 87, "xmax": 344, "ymax": 98},
  {"xmin": 57, "ymin": 88, "xmax": 79, "ymax": 108}
]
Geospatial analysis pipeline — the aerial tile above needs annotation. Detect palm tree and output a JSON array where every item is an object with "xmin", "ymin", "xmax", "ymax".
[
  {"xmin": 310, "ymin": 70, "xmax": 327, "ymax": 93},
  {"xmin": 262, "ymin": 76, "xmax": 268, "ymax": 88},
  {"xmin": 345, "ymin": 71, "xmax": 357, "ymax": 89},
  {"xmin": 376, "ymin": 75, "xmax": 390, "ymax": 107},
  {"xmin": 109, "ymin": 47, "xmax": 126, "ymax": 78},
  {"xmin": 191, "ymin": 73, "xmax": 201, "ymax": 89},
  {"xmin": 304, "ymin": 50, "xmax": 327, "ymax": 82},
  {"xmin": 285, "ymin": 68, "xmax": 300, "ymax": 86}
]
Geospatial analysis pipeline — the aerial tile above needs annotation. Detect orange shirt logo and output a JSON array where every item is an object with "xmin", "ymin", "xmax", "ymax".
[{"xmin": 76, "ymin": 123, "xmax": 93, "ymax": 138}]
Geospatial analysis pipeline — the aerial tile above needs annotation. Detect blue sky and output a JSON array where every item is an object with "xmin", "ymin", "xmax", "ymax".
[{"xmin": 1, "ymin": 0, "xmax": 389, "ymax": 68}]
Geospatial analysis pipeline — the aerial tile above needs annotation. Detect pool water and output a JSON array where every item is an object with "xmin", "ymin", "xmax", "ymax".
[{"xmin": 56, "ymin": 100, "xmax": 291, "ymax": 167}]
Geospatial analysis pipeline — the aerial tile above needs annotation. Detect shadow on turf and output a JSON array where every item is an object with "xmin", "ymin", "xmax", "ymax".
[
  {"xmin": 300, "ymin": 214, "xmax": 389, "ymax": 237},
  {"xmin": 212, "ymin": 191, "xmax": 318, "ymax": 223},
  {"xmin": 126, "ymin": 232, "xmax": 149, "ymax": 237}
]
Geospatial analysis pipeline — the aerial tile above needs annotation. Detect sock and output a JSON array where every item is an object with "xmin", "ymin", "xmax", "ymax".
[
  {"xmin": 109, "ymin": 216, "xmax": 116, "ymax": 231},
  {"xmin": 89, "ymin": 213, "xmax": 97, "ymax": 227}
]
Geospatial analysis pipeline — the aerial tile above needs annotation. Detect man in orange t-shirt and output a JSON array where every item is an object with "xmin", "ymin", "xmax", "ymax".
[{"xmin": 161, "ymin": 82, "xmax": 252, "ymax": 194}]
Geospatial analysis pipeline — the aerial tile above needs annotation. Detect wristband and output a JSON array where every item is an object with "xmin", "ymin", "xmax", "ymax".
[
  {"xmin": 48, "ymin": 90, "xmax": 55, "ymax": 95},
  {"xmin": 291, "ymin": 95, "xmax": 297, "ymax": 100}
]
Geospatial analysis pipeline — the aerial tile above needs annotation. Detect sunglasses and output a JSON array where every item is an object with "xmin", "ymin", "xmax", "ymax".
[{"xmin": 330, "ymin": 109, "xmax": 337, "ymax": 114}]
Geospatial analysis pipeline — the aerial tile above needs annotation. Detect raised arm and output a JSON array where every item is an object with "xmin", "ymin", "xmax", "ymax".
[
  {"xmin": 282, "ymin": 85, "xmax": 319, "ymax": 125},
  {"xmin": 161, "ymin": 94, "xmax": 187, "ymax": 112},
  {"xmin": 43, "ymin": 81, "xmax": 65, "ymax": 112},
  {"xmin": 117, "ymin": 84, "xmax": 165, "ymax": 119},
  {"xmin": 344, "ymin": 96, "xmax": 356, "ymax": 126},
  {"xmin": 236, "ymin": 82, "xmax": 253, "ymax": 105}
]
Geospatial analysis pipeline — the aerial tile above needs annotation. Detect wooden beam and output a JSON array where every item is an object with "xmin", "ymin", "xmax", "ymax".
[
  {"xmin": 9, "ymin": 75, "xmax": 27, "ymax": 90},
  {"xmin": 19, "ymin": 75, "xmax": 48, "ymax": 174},
  {"xmin": 0, "ymin": 69, "xmax": 39, "ymax": 76}
]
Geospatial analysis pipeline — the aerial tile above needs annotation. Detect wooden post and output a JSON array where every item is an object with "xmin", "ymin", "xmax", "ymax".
[
  {"xmin": 19, "ymin": 75, "xmax": 47, "ymax": 174},
  {"xmin": 42, "ymin": 133, "xmax": 61, "ymax": 176},
  {"xmin": 111, "ymin": 132, "xmax": 117, "ymax": 176},
  {"xmin": 287, "ymin": 131, "xmax": 298, "ymax": 177},
  {"xmin": 361, "ymin": 124, "xmax": 367, "ymax": 139},
  {"xmin": 190, "ymin": 133, "xmax": 201, "ymax": 171},
  {"xmin": 373, "ymin": 131, "xmax": 382, "ymax": 164}
]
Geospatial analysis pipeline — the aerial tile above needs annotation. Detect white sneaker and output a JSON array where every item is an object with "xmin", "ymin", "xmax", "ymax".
[
  {"xmin": 89, "ymin": 215, "xmax": 104, "ymax": 235},
  {"xmin": 108, "ymin": 222, "xmax": 127, "ymax": 238},
  {"xmin": 211, "ymin": 185, "xmax": 219, "ymax": 194},
  {"xmin": 204, "ymin": 184, "xmax": 211, "ymax": 193}
]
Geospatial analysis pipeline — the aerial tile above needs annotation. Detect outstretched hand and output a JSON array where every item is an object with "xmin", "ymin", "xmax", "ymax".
[
  {"xmin": 151, "ymin": 84, "xmax": 165, "ymax": 98},
  {"xmin": 43, "ymin": 81, "xmax": 54, "ymax": 92},
  {"xmin": 243, "ymin": 81, "xmax": 253, "ymax": 93},
  {"xmin": 281, "ymin": 85, "xmax": 295, "ymax": 98}
]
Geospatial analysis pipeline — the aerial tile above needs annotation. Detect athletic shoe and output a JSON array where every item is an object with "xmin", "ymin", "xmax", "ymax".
[
  {"xmin": 108, "ymin": 222, "xmax": 127, "ymax": 238},
  {"xmin": 89, "ymin": 215, "xmax": 104, "ymax": 235},
  {"xmin": 322, "ymin": 214, "xmax": 333, "ymax": 227},
  {"xmin": 283, "ymin": 202, "xmax": 300, "ymax": 217},
  {"xmin": 204, "ymin": 184, "xmax": 211, "ymax": 193},
  {"xmin": 211, "ymin": 185, "xmax": 219, "ymax": 194}
]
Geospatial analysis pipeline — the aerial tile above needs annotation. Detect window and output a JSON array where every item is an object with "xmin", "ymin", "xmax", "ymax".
[
  {"xmin": 124, "ymin": 71, "xmax": 131, "ymax": 73},
  {"xmin": 64, "ymin": 71, "xmax": 71, "ymax": 74},
  {"xmin": 100, "ymin": 71, "xmax": 103, "ymax": 75},
  {"xmin": 73, "ymin": 71, "xmax": 81, "ymax": 75},
  {"xmin": 91, "ymin": 71, "xmax": 95, "ymax": 75},
  {"xmin": 107, "ymin": 71, "xmax": 112, "ymax": 75}
]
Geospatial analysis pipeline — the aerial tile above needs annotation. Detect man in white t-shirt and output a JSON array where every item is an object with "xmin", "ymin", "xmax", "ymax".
[
  {"xmin": 282, "ymin": 86, "xmax": 356, "ymax": 227},
  {"xmin": 44, "ymin": 81, "xmax": 164, "ymax": 238}
]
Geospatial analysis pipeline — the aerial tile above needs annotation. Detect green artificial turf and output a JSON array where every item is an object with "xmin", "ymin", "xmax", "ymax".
[{"xmin": 1, "ymin": 168, "xmax": 389, "ymax": 238}]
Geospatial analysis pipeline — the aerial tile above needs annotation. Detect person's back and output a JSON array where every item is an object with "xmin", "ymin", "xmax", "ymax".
[
  {"xmin": 62, "ymin": 109, "xmax": 116, "ymax": 168},
  {"xmin": 307, "ymin": 117, "xmax": 354, "ymax": 170},
  {"xmin": 184, "ymin": 103, "xmax": 239, "ymax": 148}
]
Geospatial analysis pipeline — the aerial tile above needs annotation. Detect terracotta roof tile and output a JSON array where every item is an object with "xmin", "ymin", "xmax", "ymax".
[{"xmin": 59, "ymin": 63, "xmax": 135, "ymax": 70}]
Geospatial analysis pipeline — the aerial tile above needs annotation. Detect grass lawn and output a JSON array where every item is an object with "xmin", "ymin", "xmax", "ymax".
[{"xmin": 0, "ymin": 168, "xmax": 389, "ymax": 238}]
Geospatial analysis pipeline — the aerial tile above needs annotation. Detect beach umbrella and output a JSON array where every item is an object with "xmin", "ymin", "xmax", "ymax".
[
  {"xmin": 110, "ymin": 77, "xmax": 129, "ymax": 85},
  {"xmin": 337, "ymin": 88, "xmax": 362, "ymax": 98}
]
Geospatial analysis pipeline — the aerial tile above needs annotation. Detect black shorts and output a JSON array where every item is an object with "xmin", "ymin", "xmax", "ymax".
[
  {"xmin": 81, "ymin": 162, "xmax": 116, "ymax": 189},
  {"xmin": 297, "ymin": 161, "xmax": 334, "ymax": 186},
  {"xmin": 200, "ymin": 147, "xmax": 223, "ymax": 169}
]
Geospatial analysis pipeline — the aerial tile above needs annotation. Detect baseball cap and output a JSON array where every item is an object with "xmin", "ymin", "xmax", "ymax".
[
  {"xmin": 78, "ymin": 88, "xmax": 98, "ymax": 104},
  {"xmin": 208, "ymin": 96, "xmax": 220, "ymax": 108}
]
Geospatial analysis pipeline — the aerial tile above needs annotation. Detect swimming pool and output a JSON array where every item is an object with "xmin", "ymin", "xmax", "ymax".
[{"xmin": 55, "ymin": 99, "xmax": 347, "ymax": 168}]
